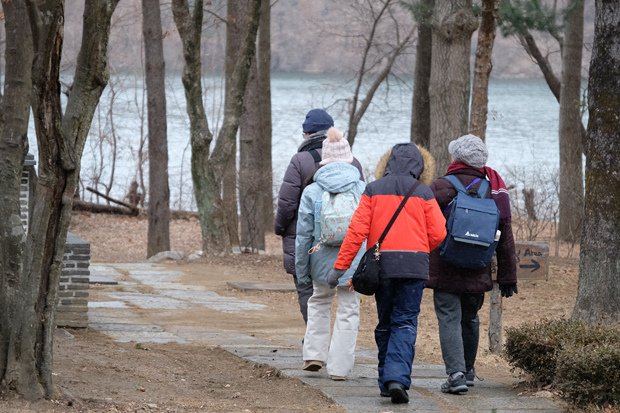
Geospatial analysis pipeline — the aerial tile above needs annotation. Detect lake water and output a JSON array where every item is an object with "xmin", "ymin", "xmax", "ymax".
[{"xmin": 27, "ymin": 73, "xmax": 567, "ymax": 210}]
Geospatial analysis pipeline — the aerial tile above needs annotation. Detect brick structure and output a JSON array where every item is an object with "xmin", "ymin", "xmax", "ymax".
[
  {"xmin": 21, "ymin": 154, "xmax": 91, "ymax": 328},
  {"xmin": 57, "ymin": 233, "xmax": 91, "ymax": 328}
]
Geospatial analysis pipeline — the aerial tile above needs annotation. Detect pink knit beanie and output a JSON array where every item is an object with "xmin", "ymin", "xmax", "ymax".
[{"xmin": 319, "ymin": 128, "xmax": 353, "ymax": 165}]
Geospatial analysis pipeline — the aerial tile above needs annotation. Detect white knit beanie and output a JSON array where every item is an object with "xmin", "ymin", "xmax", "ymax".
[
  {"xmin": 320, "ymin": 127, "xmax": 353, "ymax": 165},
  {"xmin": 448, "ymin": 134, "xmax": 488, "ymax": 168}
]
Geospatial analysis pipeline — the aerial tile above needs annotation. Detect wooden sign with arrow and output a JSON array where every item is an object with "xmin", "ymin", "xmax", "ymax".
[{"xmin": 491, "ymin": 240, "xmax": 549, "ymax": 281}]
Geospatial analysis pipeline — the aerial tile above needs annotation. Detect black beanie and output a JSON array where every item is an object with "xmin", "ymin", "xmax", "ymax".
[{"xmin": 302, "ymin": 108, "xmax": 334, "ymax": 134}]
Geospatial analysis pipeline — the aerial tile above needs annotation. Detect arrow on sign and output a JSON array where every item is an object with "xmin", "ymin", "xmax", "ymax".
[{"xmin": 519, "ymin": 259, "xmax": 540, "ymax": 272}]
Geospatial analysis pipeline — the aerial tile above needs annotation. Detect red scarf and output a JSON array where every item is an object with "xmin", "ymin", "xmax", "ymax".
[{"xmin": 446, "ymin": 161, "xmax": 511, "ymax": 219}]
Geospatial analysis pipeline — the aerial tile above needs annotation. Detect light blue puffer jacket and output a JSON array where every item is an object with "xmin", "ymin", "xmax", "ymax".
[{"xmin": 295, "ymin": 162, "xmax": 366, "ymax": 286}]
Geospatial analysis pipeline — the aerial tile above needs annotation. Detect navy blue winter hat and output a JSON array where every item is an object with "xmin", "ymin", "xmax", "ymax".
[{"xmin": 302, "ymin": 108, "xmax": 334, "ymax": 134}]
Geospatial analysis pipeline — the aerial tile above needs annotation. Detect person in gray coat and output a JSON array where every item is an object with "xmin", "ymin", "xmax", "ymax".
[{"xmin": 274, "ymin": 108, "xmax": 363, "ymax": 324}]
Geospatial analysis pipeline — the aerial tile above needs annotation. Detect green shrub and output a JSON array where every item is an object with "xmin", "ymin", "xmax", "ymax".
[
  {"xmin": 504, "ymin": 318, "xmax": 620, "ymax": 408},
  {"xmin": 555, "ymin": 342, "xmax": 620, "ymax": 407}
]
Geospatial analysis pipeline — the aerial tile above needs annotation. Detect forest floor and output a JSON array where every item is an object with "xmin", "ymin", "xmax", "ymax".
[{"xmin": 0, "ymin": 211, "xmax": 583, "ymax": 412}]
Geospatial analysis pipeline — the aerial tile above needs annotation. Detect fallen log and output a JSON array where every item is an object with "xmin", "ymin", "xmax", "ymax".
[{"xmin": 72, "ymin": 200, "xmax": 139, "ymax": 216}]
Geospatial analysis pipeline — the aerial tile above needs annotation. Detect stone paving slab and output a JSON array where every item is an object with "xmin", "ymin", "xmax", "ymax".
[{"xmin": 227, "ymin": 281, "xmax": 296, "ymax": 292}]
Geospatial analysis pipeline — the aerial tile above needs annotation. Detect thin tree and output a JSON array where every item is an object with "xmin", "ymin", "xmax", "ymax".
[
  {"xmin": 142, "ymin": 0, "xmax": 171, "ymax": 258},
  {"xmin": 429, "ymin": 0, "xmax": 478, "ymax": 174},
  {"xmin": 0, "ymin": 0, "xmax": 119, "ymax": 399},
  {"xmin": 409, "ymin": 0, "xmax": 434, "ymax": 148},
  {"xmin": 469, "ymin": 0, "xmax": 500, "ymax": 139},
  {"xmin": 499, "ymin": 0, "xmax": 586, "ymax": 242},
  {"xmin": 172, "ymin": 0, "xmax": 261, "ymax": 254},
  {"xmin": 572, "ymin": 0, "xmax": 620, "ymax": 325},
  {"xmin": 558, "ymin": 0, "xmax": 585, "ymax": 242},
  {"xmin": 258, "ymin": 0, "xmax": 273, "ymax": 229},
  {"xmin": 345, "ymin": 0, "xmax": 416, "ymax": 147},
  {"xmin": 238, "ymin": 0, "xmax": 265, "ymax": 252}
]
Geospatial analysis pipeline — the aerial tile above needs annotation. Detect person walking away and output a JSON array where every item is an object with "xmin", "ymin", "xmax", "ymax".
[
  {"xmin": 428, "ymin": 134, "xmax": 518, "ymax": 394},
  {"xmin": 274, "ymin": 109, "xmax": 363, "ymax": 324},
  {"xmin": 328, "ymin": 143, "xmax": 447, "ymax": 404},
  {"xmin": 295, "ymin": 127, "xmax": 365, "ymax": 380}
]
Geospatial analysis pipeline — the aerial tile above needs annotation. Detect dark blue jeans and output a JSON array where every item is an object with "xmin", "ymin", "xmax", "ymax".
[{"xmin": 374, "ymin": 278, "xmax": 425, "ymax": 391}]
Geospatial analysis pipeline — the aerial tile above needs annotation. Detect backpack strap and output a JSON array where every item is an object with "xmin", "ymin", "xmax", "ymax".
[
  {"xmin": 444, "ymin": 175, "xmax": 490, "ymax": 198},
  {"xmin": 309, "ymin": 149, "xmax": 321, "ymax": 164},
  {"xmin": 377, "ymin": 180, "xmax": 421, "ymax": 246}
]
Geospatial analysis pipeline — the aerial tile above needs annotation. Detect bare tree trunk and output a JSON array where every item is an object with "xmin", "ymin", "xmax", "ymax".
[
  {"xmin": 429, "ymin": 0, "xmax": 478, "ymax": 174},
  {"xmin": 257, "ymin": 0, "xmax": 274, "ymax": 230},
  {"xmin": 0, "ymin": 0, "xmax": 34, "ymax": 397},
  {"xmin": 411, "ymin": 0, "xmax": 433, "ymax": 148},
  {"xmin": 572, "ymin": 0, "xmax": 620, "ymax": 326},
  {"xmin": 142, "ymin": 0, "xmax": 171, "ymax": 258},
  {"xmin": 239, "ymin": 59, "xmax": 265, "ymax": 252},
  {"xmin": 171, "ymin": 0, "xmax": 213, "ymax": 252},
  {"xmin": 1, "ymin": 0, "xmax": 118, "ymax": 399},
  {"xmin": 173, "ymin": 0, "xmax": 261, "ymax": 254},
  {"xmin": 558, "ymin": 0, "xmax": 585, "ymax": 243},
  {"xmin": 222, "ymin": 0, "xmax": 246, "ymax": 249},
  {"xmin": 469, "ymin": 0, "xmax": 499, "ymax": 140}
]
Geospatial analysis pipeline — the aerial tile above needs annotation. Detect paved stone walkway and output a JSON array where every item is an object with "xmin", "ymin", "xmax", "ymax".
[{"xmin": 88, "ymin": 263, "xmax": 562, "ymax": 413}]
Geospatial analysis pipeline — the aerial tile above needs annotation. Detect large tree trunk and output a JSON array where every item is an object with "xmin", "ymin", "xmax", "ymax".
[
  {"xmin": 257, "ymin": 0, "xmax": 274, "ymax": 230},
  {"xmin": 142, "ymin": 0, "xmax": 171, "ymax": 258},
  {"xmin": 0, "ymin": 0, "xmax": 34, "ymax": 397},
  {"xmin": 572, "ymin": 0, "xmax": 620, "ymax": 325},
  {"xmin": 410, "ymin": 0, "xmax": 433, "ymax": 148},
  {"xmin": 429, "ymin": 0, "xmax": 478, "ymax": 174},
  {"xmin": 469, "ymin": 0, "xmax": 499, "ymax": 140},
  {"xmin": 558, "ymin": 0, "xmax": 585, "ymax": 242},
  {"xmin": 1, "ymin": 0, "xmax": 118, "ymax": 400}
]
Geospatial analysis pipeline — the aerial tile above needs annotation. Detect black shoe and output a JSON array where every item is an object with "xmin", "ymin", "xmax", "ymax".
[
  {"xmin": 380, "ymin": 390, "xmax": 390, "ymax": 397},
  {"xmin": 387, "ymin": 381, "xmax": 409, "ymax": 404}
]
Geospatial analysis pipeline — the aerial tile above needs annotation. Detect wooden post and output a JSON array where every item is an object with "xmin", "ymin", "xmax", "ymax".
[{"xmin": 488, "ymin": 282, "xmax": 503, "ymax": 354}]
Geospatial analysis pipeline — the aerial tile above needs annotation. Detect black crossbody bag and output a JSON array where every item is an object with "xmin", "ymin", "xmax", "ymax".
[{"xmin": 351, "ymin": 180, "xmax": 421, "ymax": 295}]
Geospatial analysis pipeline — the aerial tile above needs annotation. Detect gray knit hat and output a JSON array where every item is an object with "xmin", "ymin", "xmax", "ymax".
[
  {"xmin": 320, "ymin": 127, "xmax": 353, "ymax": 165},
  {"xmin": 448, "ymin": 134, "xmax": 488, "ymax": 168}
]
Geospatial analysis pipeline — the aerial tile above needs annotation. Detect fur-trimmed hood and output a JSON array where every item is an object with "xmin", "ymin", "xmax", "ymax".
[{"xmin": 374, "ymin": 144, "xmax": 436, "ymax": 185}]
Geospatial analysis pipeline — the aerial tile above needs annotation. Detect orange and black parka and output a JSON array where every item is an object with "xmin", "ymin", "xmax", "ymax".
[{"xmin": 334, "ymin": 143, "xmax": 447, "ymax": 279}]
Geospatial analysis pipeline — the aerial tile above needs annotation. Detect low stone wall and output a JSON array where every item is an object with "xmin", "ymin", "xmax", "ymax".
[{"xmin": 56, "ymin": 233, "xmax": 90, "ymax": 328}]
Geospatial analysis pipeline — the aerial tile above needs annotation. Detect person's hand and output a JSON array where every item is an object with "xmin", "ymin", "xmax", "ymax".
[
  {"xmin": 327, "ymin": 269, "xmax": 346, "ymax": 288},
  {"xmin": 499, "ymin": 284, "xmax": 518, "ymax": 298}
]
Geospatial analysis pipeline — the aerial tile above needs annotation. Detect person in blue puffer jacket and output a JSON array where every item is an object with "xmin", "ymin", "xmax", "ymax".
[{"xmin": 295, "ymin": 127, "xmax": 365, "ymax": 380}]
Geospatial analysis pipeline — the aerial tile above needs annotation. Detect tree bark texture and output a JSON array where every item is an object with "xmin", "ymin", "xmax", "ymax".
[
  {"xmin": 0, "ymin": 0, "xmax": 34, "ymax": 397},
  {"xmin": 239, "ymin": 47, "xmax": 265, "ymax": 251},
  {"xmin": 469, "ymin": 0, "xmax": 499, "ymax": 140},
  {"xmin": 142, "ymin": 0, "xmax": 171, "ymax": 258},
  {"xmin": 1, "ymin": 0, "xmax": 118, "ymax": 399},
  {"xmin": 199, "ymin": 0, "xmax": 260, "ymax": 254},
  {"xmin": 258, "ymin": 0, "xmax": 274, "ymax": 230},
  {"xmin": 171, "ymin": 0, "xmax": 216, "ymax": 254},
  {"xmin": 558, "ymin": 0, "xmax": 585, "ymax": 242},
  {"xmin": 411, "ymin": 0, "xmax": 433, "ymax": 148},
  {"xmin": 572, "ymin": 0, "xmax": 620, "ymax": 325},
  {"xmin": 429, "ymin": 0, "xmax": 478, "ymax": 174}
]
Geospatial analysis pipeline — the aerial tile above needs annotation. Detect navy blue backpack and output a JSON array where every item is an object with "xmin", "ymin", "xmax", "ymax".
[{"xmin": 439, "ymin": 175, "xmax": 500, "ymax": 269}]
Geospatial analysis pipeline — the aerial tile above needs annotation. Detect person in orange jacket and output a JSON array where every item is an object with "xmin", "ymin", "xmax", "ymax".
[{"xmin": 328, "ymin": 143, "xmax": 446, "ymax": 404}]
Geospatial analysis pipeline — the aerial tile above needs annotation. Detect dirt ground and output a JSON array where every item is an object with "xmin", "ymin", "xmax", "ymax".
[{"xmin": 0, "ymin": 212, "xmax": 581, "ymax": 412}]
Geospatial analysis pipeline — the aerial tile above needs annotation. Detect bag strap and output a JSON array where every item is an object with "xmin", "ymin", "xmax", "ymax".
[
  {"xmin": 444, "ymin": 175, "xmax": 490, "ymax": 198},
  {"xmin": 309, "ymin": 149, "xmax": 321, "ymax": 164},
  {"xmin": 376, "ymin": 180, "xmax": 421, "ymax": 247}
]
